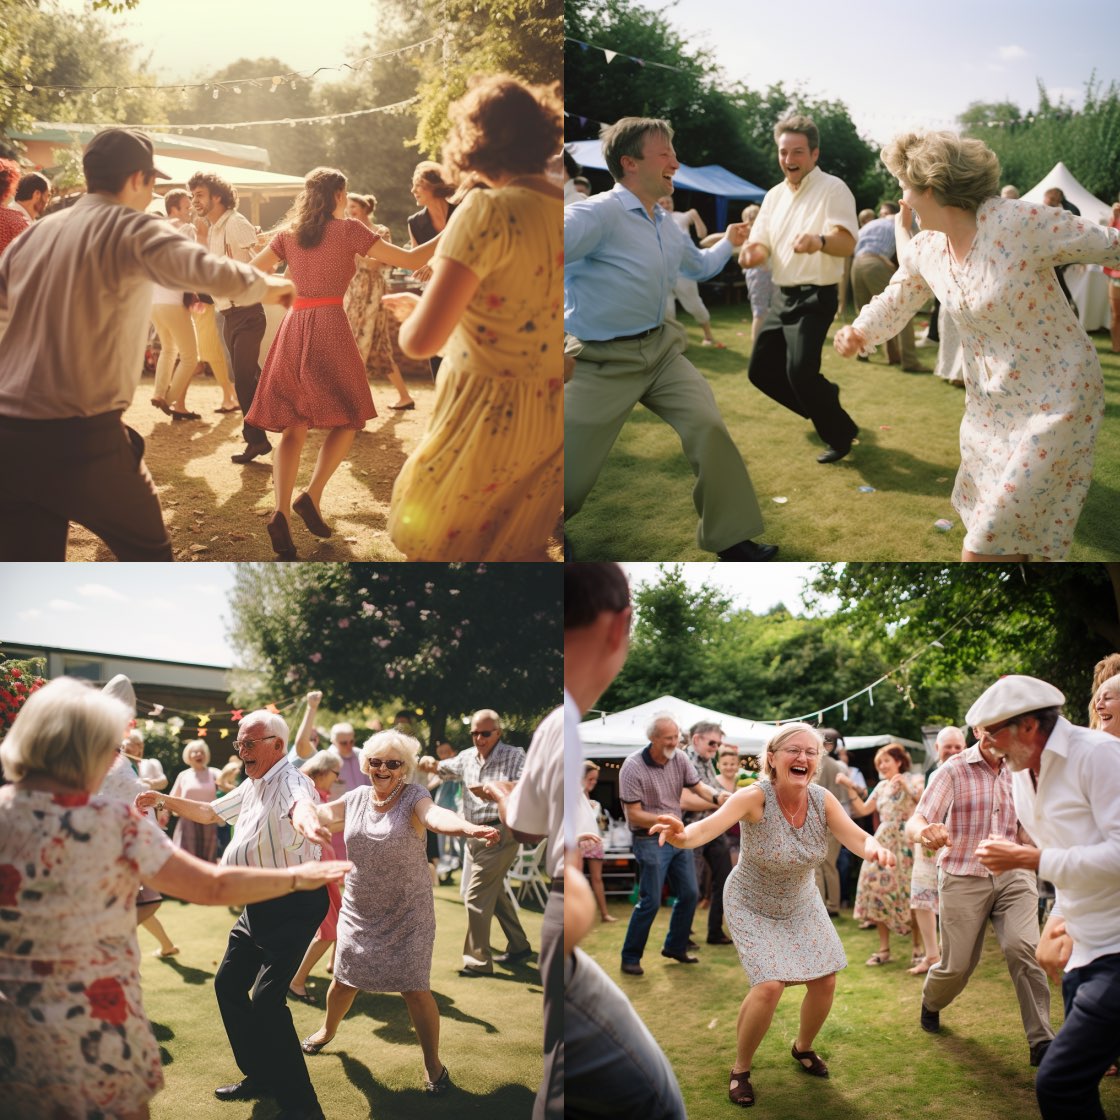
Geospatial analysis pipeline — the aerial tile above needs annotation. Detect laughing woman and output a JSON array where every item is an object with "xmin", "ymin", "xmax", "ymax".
[
  {"xmin": 290, "ymin": 730, "xmax": 499, "ymax": 1093},
  {"xmin": 651, "ymin": 723, "xmax": 894, "ymax": 1108}
]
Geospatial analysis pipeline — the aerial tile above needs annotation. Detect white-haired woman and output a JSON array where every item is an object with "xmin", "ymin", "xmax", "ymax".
[
  {"xmin": 0, "ymin": 677, "xmax": 350, "ymax": 1119},
  {"xmin": 834, "ymin": 130, "xmax": 1120, "ymax": 561},
  {"xmin": 651, "ymin": 722, "xmax": 895, "ymax": 1108},
  {"xmin": 168, "ymin": 738, "xmax": 220, "ymax": 862},
  {"xmin": 291, "ymin": 729, "xmax": 500, "ymax": 1092}
]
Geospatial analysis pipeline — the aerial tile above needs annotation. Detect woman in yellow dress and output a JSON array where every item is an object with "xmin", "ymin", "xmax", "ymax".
[{"xmin": 383, "ymin": 75, "xmax": 563, "ymax": 560}]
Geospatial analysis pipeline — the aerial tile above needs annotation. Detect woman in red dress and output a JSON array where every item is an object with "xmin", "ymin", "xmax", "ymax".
[{"xmin": 247, "ymin": 167, "xmax": 436, "ymax": 558}]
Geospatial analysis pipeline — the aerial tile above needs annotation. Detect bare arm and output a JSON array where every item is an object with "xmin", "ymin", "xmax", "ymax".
[
  {"xmin": 823, "ymin": 791, "xmax": 894, "ymax": 864},
  {"xmin": 147, "ymin": 845, "xmax": 350, "ymax": 907},
  {"xmin": 689, "ymin": 209, "xmax": 709, "ymax": 241},
  {"xmin": 679, "ymin": 783, "xmax": 730, "ymax": 814},
  {"xmin": 291, "ymin": 796, "xmax": 348, "ymax": 846},
  {"xmin": 478, "ymin": 779, "xmax": 543, "ymax": 844},
  {"xmin": 905, "ymin": 810, "xmax": 951, "ymax": 851},
  {"xmin": 837, "ymin": 774, "xmax": 876, "ymax": 819},
  {"xmin": 368, "ymin": 234, "xmax": 440, "ymax": 270},
  {"xmin": 414, "ymin": 797, "xmax": 500, "ymax": 844},
  {"xmin": 250, "ymin": 246, "xmax": 281, "ymax": 273},
  {"xmin": 738, "ymin": 242, "xmax": 771, "ymax": 270},
  {"xmin": 650, "ymin": 785, "xmax": 763, "ymax": 849},
  {"xmin": 135, "ymin": 789, "xmax": 220, "ymax": 825},
  {"xmin": 292, "ymin": 691, "xmax": 321, "ymax": 759},
  {"xmin": 384, "ymin": 257, "xmax": 480, "ymax": 359}
]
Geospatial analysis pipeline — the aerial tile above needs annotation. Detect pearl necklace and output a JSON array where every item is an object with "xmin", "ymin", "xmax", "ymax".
[
  {"xmin": 773, "ymin": 783, "xmax": 807, "ymax": 826},
  {"xmin": 370, "ymin": 779, "xmax": 404, "ymax": 809}
]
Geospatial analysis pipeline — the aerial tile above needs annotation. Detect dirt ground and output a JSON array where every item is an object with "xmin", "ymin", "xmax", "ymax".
[{"xmin": 67, "ymin": 362, "xmax": 562, "ymax": 562}]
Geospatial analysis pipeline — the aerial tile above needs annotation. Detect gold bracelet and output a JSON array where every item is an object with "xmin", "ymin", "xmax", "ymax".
[{"xmin": 156, "ymin": 799, "xmax": 165, "ymax": 812}]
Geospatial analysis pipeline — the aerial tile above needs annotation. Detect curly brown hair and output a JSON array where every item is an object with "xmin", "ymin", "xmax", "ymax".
[
  {"xmin": 187, "ymin": 170, "xmax": 237, "ymax": 211},
  {"xmin": 0, "ymin": 159, "xmax": 20, "ymax": 204},
  {"xmin": 347, "ymin": 192, "xmax": 377, "ymax": 214},
  {"xmin": 441, "ymin": 75, "xmax": 562, "ymax": 182},
  {"xmin": 411, "ymin": 161, "xmax": 457, "ymax": 200},
  {"xmin": 873, "ymin": 743, "xmax": 912, "ymax": 773},
  {"xmin": 281, "ymin": 166, "xmax": 346, "ymax": 250}
]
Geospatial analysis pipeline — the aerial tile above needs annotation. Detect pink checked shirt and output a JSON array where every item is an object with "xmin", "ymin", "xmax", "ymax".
[{"xmin": 914, "ymin": 745, "xmax": 1018, "ymax": 878}]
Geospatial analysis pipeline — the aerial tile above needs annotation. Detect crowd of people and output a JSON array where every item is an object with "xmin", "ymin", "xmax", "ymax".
[
  {"xmin": 0, "ymin": 73, "xmax": 562, "ymax": 562},
  {"xmin": 563, "ymin": 115, "xmax": 1120, "ymax": 562},
  {"xmin": 0, "ymin": 672, "xmax": 563, "ymax": 1119},
  {"xmin": 564, "ymin": 562, "xmax": 1120, "ymax": 1120}
]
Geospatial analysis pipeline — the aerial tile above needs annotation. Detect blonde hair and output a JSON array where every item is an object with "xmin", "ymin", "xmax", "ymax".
[
  {"xmin": 1089, "ymin": 654, "xmax": 1120, "ymax": 729},
  {"xmin": 880, "ymin": 131, "xmax": 1000, "ymax": 213},
  {"xmin": 1093, "ymin": 672, "xmax": 1120, "ymax": 733},
  {"xmin": 182, "ymin": 738, "xmax": 211, "ymax": 766},
  {"xmin": 0, "ymin": 677, "xmax": 130, "ymax": 790},
  {"xmin": 740, "ymin": 203, "xmax": 760, "ymax": 224},
  {"xmin": 359, "ymin": 729, "xmax": 420, "ymax": 784},
  {"xmin": 761, "ymin": 722, "xmax": 822, "ymax": 780}
]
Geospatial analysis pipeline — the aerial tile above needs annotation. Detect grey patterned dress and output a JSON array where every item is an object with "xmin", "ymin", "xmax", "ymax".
[
  {"xmin": 334, "ymin": 781, "xmax": 436, "ymax": 992},
  {"xmin": 723, "ymin": 780, "xmax": 847, "ymax": 985}
]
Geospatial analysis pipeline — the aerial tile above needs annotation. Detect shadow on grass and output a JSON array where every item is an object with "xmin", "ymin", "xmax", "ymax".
[
  {"xmin": 150, "ymin": 1019, "xmax": 175, "ymax": 1067},
  {"xmin": 159, "ymin": 957, "xmax": 216, "ymax": 986}
]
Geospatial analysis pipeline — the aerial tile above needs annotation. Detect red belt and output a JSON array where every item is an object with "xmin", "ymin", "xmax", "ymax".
[{"xmin": 291, "ymin": 296, "xmax": 344, "ymax": 310}]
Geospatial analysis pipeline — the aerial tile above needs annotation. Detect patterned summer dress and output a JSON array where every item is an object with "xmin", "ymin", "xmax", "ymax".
[
  {"xmin": 852, "ymin": 774, "xmax": 922, "ymax": 935},
  {"xmin": 247, "ymin": 218, "xmax": 379, "ymax": 431},
  {"xmin": 0, "ymin": 788, "xmax": 174, "ymax": 1116},
  {"xmin": 724, "ymin": 781, "xmax": 847, "ymax": 984},
  {"xmin": 344, "ymin": 251, "xmax": 399, "ymax": 383},
  {"xmin": 388, "ymin": 185, "xmax": 564, "ymax": 560},
  {"xmin": 852, "ymin": 198, "xmax": 1120, "ymax": 558},
  {"xmin": 333, "ymin": 782, "xmax": 436, "ymax": 992}
]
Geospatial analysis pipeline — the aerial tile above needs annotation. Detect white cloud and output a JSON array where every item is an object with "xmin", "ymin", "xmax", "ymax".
[
  {"xmin": 77, "ymin": 583, "xmax": 127, "ymax": 602},
  {"xmin": 998, "ymin": 44, "xmax": 1028, "ymax": 61},
  {"xmin": 48, "ymin": 599, "xmax": 82, "ymax": 612}
]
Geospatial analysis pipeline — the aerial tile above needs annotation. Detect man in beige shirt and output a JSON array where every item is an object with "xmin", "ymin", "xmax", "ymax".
[
  {"xmin": 740, "ymin": 114, "xmax": 860, "ymax": 464},
  {"xmin": 0, "ymin": 127, "xmax": 294, "ymax": 560}
]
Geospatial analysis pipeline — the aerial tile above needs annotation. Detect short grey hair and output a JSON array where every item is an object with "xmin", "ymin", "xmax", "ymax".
[
  {"xmin": 240, "ymin": 709, "xmax": 289, "ymax": 748},
  {"xmin": 645, "ymin": 712, "xmax": 679, "ymax": 740},
  {"xmin": 689, "ymin": 720, "xmax": 723, "ymax": 741},
  {"xmin": 330, "ymin": 722, "xmax": 354, "ymax": 742},
  {"xmin": 301, "ymin": 750, "xmax": 342, "ymax": 779},
  {"xmin": 935, "ymin": 725, "xmax": 966, "ymax": 748},
  {"xmin": 181, "ymin": 738, "xmax": 211, "ymax": 766},
  {"xmin": 0, "ymin": 676, "xmax": 131, "ymax": 789},
  {"xmin": 471, "ymin": 708, "xmax": 502, "ymax": 729},
  {"xmin": 359, "ymin": 729, "xmax": 420, "ymax": 785}
]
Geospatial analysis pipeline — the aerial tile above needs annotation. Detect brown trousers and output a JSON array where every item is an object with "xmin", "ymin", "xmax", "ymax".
[{"xmin": 0, "ymin": 410, "xmax": 172, "ymax": 560}]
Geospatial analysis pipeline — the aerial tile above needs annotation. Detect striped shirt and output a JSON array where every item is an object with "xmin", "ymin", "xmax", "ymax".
[
  {"xmin": 915, "ymin": 745, "xmax": 1017, "ymax": 878},
  {"xmin": 436, "ymin": 740, "xmax": 526, "ymax": 825},
  {"xmin": 212, "ymin": 756, "xmax": 321, "ymax": 868},
  {"xmin": 618, "ymin": 746, "xmax": 702, "ymax": 827}
]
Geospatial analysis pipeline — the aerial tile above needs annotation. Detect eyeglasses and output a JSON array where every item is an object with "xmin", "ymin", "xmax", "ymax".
[
  {"xmin": 704, "ymin": 739, "xmax": 722, "ymax": 748},
  {"xmin": 976, "ymin": 717, "xmax": 1018, "ymax": 740},
  {"xmin": 470, "ymin": 730, "xmax": 497, "ymax": 738},
  {"xmin": 367, "ymin": 758, "xmax": 404, "ymax": 771},
  {"xmin": 777, "ymin": 747, "xmax": 820, "ymax": 760},
  {"xmin": 335, "ymin": 738, "xmax": 355, "ymax": 746},
  {"xmin": 233, "ymin": 736, "xmax": 279, "ymax": 752}
]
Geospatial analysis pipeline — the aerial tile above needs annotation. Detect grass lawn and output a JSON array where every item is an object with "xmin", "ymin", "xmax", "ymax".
[
  {"xmin": 138, "ymin": 882, "xmax": 544, "ymax": 1118},
  {"xmin": 566, "ymin": 302, "xmax": 1120, "ymax": 560},
  {"xmin": 579, "ymin": 897, "xmax": 1120, "ymax": 1120}
]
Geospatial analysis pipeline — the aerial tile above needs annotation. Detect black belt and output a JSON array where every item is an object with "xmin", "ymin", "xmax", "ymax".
[
  {"xmin": 779, "ymin": 283, "xmax": 830, "ymax": 294},
  {"xmin": 630, "ymin": 828, "xmax": 652, "ymax": 838},
  {"xmin": 607, "ymin": 325, "xmax": 660, "ymax": 343}
]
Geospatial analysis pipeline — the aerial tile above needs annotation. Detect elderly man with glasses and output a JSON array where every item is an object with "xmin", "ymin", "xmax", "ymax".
[
  {"xmin": 418, "ymin": 708, "xmax": 531, "ymax": 976},
  {"xmin": 141, "ymin": 710, "xmax": 328, "ymax": 1120}
]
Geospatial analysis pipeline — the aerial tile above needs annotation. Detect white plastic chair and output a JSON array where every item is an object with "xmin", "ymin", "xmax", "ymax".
[{"xmin": 504, "ymin": 839, "xmax": 549, "ymax": 910}]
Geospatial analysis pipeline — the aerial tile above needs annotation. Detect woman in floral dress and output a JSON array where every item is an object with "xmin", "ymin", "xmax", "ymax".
[
  {"xmin": 841, "ymin": 744, "xmax": 924, "ymax": 966},
  {"xmin": 0, "ymin": 677, "xmax": 348, "ymax": 1118},
  {"xmin": 384, "ymin": 76, "xmax": 564, "ymax": 560},
  {"xmin": 835, "ymin": 130, "xmax": 1120, "ymax": 560}
]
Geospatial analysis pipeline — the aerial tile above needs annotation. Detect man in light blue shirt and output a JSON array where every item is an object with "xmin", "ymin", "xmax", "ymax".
[{"xmin": 564, "ymin": 117, "xmax": 776, "ymax": 562}]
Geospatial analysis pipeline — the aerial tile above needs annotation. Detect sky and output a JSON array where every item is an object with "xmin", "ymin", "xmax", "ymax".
[
  {"xmin": 621, "ymin": 562, "xmax": 831, "ymax": 616},
  {"xmin": 0, "ymin": 564, "xmax": 239, "ymax": 666},
  {"xmin": 602, "ymin": 0, "xmax": 1116, "ymax": 145}
]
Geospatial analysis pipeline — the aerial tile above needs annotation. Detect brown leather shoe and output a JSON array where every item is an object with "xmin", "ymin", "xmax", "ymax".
[
  {"xmin": 293, "ymin": 492, "xmax": 332, "ymax": 538},
  {"xmin": 266, "ymin": 512, "xmax": 297, "ymax": 559}
]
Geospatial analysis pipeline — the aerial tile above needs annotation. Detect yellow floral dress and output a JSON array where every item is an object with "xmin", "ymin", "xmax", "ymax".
[{"xmin": 388, "ymin": 185, "xmax": 564, "ymax": 560}]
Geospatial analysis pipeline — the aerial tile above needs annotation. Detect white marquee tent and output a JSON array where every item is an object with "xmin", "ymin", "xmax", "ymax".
[{"xmin": 1022, "ymin": 161, "xmax": 1112, "ymax": 224}]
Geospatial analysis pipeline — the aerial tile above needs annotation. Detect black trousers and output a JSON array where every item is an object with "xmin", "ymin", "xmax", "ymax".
[
  {"xmin": 748, "ymin": 283, "xmax": 857, "ymax": 449},
  {"xmin": 695, "ymin": 833, "xmax": 732, "ymax": 940},
  {"xmin": 219, "ymin": 303, "xmax": 268, "ymax": 445},
  {"xmin": 534, "ymin": 879, "xmax": 563, "ymax": 1120},
  {"xmin": 214, "ymin": 888, "xmax": 328, "ymax": 1110}
]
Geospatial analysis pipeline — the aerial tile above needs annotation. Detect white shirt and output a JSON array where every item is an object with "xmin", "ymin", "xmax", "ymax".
[
  {"xmin": 563, "ymin": 689, "xmax": 584, "ymax": 853},
  {"xmin": 748, "ymin": 166, "xmax": 858, "ymax": 287},
  {"xmin": 213, "ymin": 756, "xmax": 321, "ymax": 868},
  {"xmin": 206, "ymin": 207, "xmax": 260, "ymax": 310},
  {"xmin": 1010, "ymin": 717, "xmax": 1120, "ymax": 970},
  {"xmin": 506, "ymin": 705, "xmax": 563, "ymax": 879}
]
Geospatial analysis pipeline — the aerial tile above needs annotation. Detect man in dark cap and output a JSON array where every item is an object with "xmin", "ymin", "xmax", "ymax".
[
  {"xmin": 970, "ymin": 674, "xmax": 1120, "ymax": 1120},
  {"xmin": 0, "ymin": 127, "xmax": 295, "ymax": 560}
]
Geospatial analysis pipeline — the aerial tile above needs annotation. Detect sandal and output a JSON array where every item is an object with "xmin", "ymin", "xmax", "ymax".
[
  {"xmin": 424, "ymin": 1065, "xmax": 452, "ymax": 1094},
  {"xmin": 857, "ymin": 920, "xmax": 875, "ymax": 930},
  {"xmin": 907, "ymin": 956, "xmax": 939, "ymax": 976},
  {"xmin": 865, "ymin": 951, "xmax": 891, "ymax": 966},
  {"xmin": 152, "ymin": 946, "xmax": 180, "ymax": 958},
  {"xmin": 911, "ymin": 950, "xmax": 925, "ymax": 965},
  {"xmin": 287, "ymin": 987, "xmax": 318, "ymax": 1006},
  {"xmin": 791, "ymin": 1041, "xmax": 830, "ymax": 1078},
  {"xmin": 300, "ymin": 1034, "xmax": 332, "ymax": 1055},
  {"xmin": 728, "ymin": 1068, "xmax": 754, "ymax": 1107}
]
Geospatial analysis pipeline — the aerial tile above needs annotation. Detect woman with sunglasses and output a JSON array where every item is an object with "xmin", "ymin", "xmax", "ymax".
[
  {"xmin": 290, "ymin": 730, "xmax": 499, "ymax": 1093},
  {"xmin": 651, "ymin": 723, "xmax": 895, "ymax": 1108}
]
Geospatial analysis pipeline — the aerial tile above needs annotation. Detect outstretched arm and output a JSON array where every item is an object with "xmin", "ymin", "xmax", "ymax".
[
  {"xmin": 823, "ymin": 791, "xmax": 894, "ymax": 865},
  {"xmin": 651, "ymin": 785, "xmax": 762, "ymax": 849}
]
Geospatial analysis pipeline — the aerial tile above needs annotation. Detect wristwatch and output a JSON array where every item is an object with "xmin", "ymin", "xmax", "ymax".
[{"xmin": 819, "ymin": 233, "xmax": 827, "ymax": 250}]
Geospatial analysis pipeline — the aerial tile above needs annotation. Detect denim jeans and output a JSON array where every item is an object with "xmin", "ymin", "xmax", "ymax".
[
  {"xmin": 621, "ymin": 834, "xmax": 699, "ymax": 964},
  {"xmin": 1036, "ymin": 951, "xmax": 1120, "ymax": 1120}
]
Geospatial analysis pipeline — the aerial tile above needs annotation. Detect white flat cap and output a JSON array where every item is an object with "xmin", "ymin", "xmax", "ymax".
[
  {"xmin": 965, "ymin": 675, "xmax": 1065, "ymax": 729},
  {"xmin": 101, "ymin": 673, "xmax": 137, "ymax": 716}
]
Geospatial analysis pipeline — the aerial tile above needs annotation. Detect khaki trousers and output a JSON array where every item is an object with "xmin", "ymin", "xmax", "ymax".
[
  {"xmin": 151, "ymin": 302, "xmax": 200, "ymax": 403},
  {"xmin": 814, "ymin": 831, "xmax": 842, "ymax": 912},
  {"xmin": 851, "ymin": 254, "xmax": 918, "ymax": 366},
  {"xmin": 923, "ymin": 868, "xmax": 1053, "ymax": 1046},
  {"xmin": 462, "ymin": 824, "xmax": 530, "ymax": 972}
]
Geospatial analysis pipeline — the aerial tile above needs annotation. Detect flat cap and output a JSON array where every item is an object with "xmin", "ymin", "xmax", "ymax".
[
  {"xmin": 83, "ymin": 127, "xmax": 170, "ymax": 183},
  {"xmin": 965, "ymin": 675, "xmax": 1065, "ymax": 730},
  {"xmin": 101, "ymin": 673, "xmax": 137, "ymax": 716}
]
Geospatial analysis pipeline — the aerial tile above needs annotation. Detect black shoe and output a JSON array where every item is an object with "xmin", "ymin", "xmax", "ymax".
[
  {"xmin": 661, "ymin": 950, "xmax": 700, "ymax": 964},
  {"xmin": 620, "ymin": 960, "xmax": 644, "ymax": 976},
  {"xmin": 920, "ymin": 1004, "xmax": 940, "ymax": 1033},
  {"xmin": 494, "ymin": 947, "xmax": 533, "ymax": 965},
  {"xmin": 231, "ymin": 441, "xmax": 271, "ymax": 464},
  {"xmin": 686, "ymin": 940, "xmax": 700, "ymax": 951},
  {"xmin": 1029, "ymin": 1040, "xmax": 1052, "ymax": 1067},
  {"xmin": 707, "ymin": 934, "xmax": 734, "ymax": 945},
  {"xmin": 214, "ymin": 1078, "xmax": 266, "ymax": 1101},
  {"xmin": 817, "ymin": 443, "xmax": 852, "ymax": 464},
  {"xmin": 717, "ymin": 539, "xmax": 778, "ymax": 562}
]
